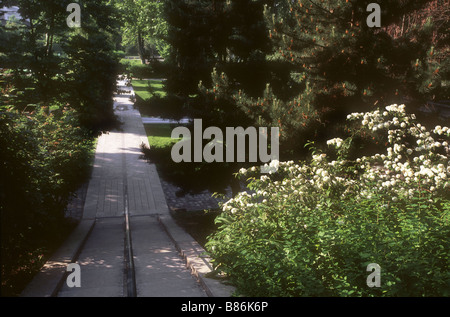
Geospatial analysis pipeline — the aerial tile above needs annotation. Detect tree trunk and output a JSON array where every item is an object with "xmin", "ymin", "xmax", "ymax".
[
  {"xmin": 137, "ymin": 30, "xmax": 146, "ymax": 64},
  {"xmin": 45, "ymin": 17, "xmax": 55, "ymax": 57}
]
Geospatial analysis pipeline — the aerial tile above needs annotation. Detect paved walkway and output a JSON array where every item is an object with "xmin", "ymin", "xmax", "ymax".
[
  {"xmin": 82, "ymin": 82, "xmax": 168, "ymax": 219},
  {"xmin": 21, "ymin": 78, "xmax": 234, "ymax": 297}
]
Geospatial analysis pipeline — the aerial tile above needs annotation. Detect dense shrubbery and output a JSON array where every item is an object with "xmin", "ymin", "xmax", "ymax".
[
  {"xmin": 206, "ymin": 104, "xmax": 449, "ymax": 296},
  {"xmin": 142, "ymin": 143, "xmax": 239, "ymax": 196},
  {"xmin": 0, "ymin": 106, "xmax": 95, "ymax": 294},
  {"xmin": 0, "ymin": 106, "xmax": 94, "ymax": 225},
  {"xmin": 137, "ymin": 93, "xmax": 185, "ymax": 120}
]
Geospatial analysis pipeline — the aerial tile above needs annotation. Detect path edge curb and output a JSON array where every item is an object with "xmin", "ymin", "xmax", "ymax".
[
  {"xmin": 157, "ymin": 214, "xmax": 236, "ymax": 297},
  {"xmin": 20, "ymin": 219, "xmax": 96, "ymax": 297}
]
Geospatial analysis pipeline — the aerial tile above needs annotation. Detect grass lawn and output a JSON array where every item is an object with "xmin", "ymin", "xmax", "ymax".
[
  {"xmin": 144, "ymin": 123, "xmax": 180, "ymax": 149},
  {"xmin": 132, "ymin": 79, "xmax": 166, "ymax": 101}
]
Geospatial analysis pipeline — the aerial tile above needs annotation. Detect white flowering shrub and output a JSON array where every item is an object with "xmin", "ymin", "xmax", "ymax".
[{"xmin": 206, "ymin": 105, "xmax": 450, "ymax": 296}]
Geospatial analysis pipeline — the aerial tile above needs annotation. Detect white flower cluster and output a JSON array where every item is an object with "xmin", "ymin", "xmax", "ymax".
[
  {"xmin": 221, "ymin": 104, "xmax": 449, "ymax": 215},
  {"xmin": 326, "ymin": 138, "xmax": 343, "ymax": 149},
  {"xmin": 222, "ymin": 191, "xmax": 254, "ymax": 214},
  {"xmin": 347, "ymin": 104, "xmax": 449, "ymax": 199}
]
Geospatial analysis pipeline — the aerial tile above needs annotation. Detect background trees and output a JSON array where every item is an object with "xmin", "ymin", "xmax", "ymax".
[
  {"xmin": 143, "ymin": 0, "xmax": 280, "ymax": 194},
  {"xmin": 60, "ymin": 0, "xmax": 122, "ymax": 132},
  {"xmin": 145, "ymin": 0, "xmax": 448, "ymax": 195},
  {"xmin": 163, "ymin": 0, "xmax": 274, "ymax": 103},
  {"xmin": 201, "ymin": 0, "xmax": 450, "ymax": 296},
  {"xmin": 212, "ymin": 0, "xmax": 449, "ymax": 160},
  {"xmin": 1, "ymin": 0, "xmax": 121, "ymax": 132},
  {"xmin": 113, "ymin": 0, "xmax": 170, "ymax": 63}
]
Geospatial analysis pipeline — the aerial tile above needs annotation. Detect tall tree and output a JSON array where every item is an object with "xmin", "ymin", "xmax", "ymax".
[
  {"xmin": 209, "ymin": 0, "xmax": 449, "ymax": 159},
  {"xmin": 163, "ymin": 0, "xmax": 275, "ymax": 99},
  {"xmin": 113, "ymin": 0, "xmax": 169, "ymax": 63},
  {"xmin": 60, "ymin": 0, "xmax": 121, "ymax": 133},
  {"xmin": 0, "ymin": 0, "xmax": 71, "ymax": 103}
]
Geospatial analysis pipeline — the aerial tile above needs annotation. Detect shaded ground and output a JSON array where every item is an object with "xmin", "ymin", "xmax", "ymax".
[{"xmin": 170, "ymin": 209, "xmax": 220, "ymax": 248}]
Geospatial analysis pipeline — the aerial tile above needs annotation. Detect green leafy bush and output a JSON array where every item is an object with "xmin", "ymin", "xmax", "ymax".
[
  {"xmin": 1, "ymin": 106, "xmax": 95, "ymax": 295},
  {"xmin": 119, "ymin": 58, "xmax": 142, "ymax": 75},
  {"xmin": 206, "ymin": 104, "xmax": 449, "ymax": 296}
]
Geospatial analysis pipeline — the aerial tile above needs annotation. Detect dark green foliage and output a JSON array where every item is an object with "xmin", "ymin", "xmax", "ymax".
[
  {"xmin": 130, "ymin": 64, "xmax": 154, "ymax": 80},
  {"xmin": 0, "ymin": 0, "xmax": 121, "ymax": 295},
  {"xmin": 141, "ymin": 137, "xmax": 242, "ymax": 196},
  {"xmin": 145, "ymin": 0, "xmax": 277, "ymax": 194},
  {"xmin": 61, "ymin": 31, "xmax": 120, "ymax": 132},
  {"xmin": 201, "ymin": 0, "xmax": 449, "ymax": 160},
  {"xmin": 0, "ymin": 107, "xmax": 95, "ymax": 296},
  {"xmin": 164, "ymin": 0, "xmax": 272, "ymax": 99},
  {"xmin": 0, "ymin": 108, "xmax": 94, "ymax": 227},
  {"xmin": 137, "ymin": 93, "xmax": 185, "ymax": 121},
  {"xmin": 59, "ymin": 0, "xmax": 121, "ymax": 133}
]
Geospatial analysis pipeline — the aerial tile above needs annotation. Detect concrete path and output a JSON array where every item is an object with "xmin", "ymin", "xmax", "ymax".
[{"xmin": 21, "ymin": 78, "xmax": 234, "ymax": 297}]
